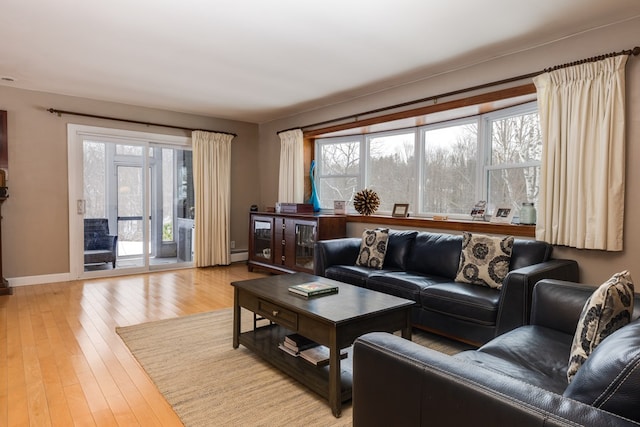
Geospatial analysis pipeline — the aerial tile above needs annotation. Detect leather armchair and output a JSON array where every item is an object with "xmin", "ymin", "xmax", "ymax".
[
  {"xmin": 352, "ymin": 279, "xmax": 640, "ymax": 426},
  {"xmin": 84, "ymin": 218, "xmax": 117, "ymax": 268}
]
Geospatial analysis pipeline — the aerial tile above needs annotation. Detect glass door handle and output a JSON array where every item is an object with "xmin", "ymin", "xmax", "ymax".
[{"xmin": 76, "ymin": 199, "xmax": 86, "ymax": 215}]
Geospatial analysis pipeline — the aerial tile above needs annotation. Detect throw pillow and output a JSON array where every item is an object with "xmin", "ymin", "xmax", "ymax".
[
  {"xmin": 355, "ymin": 228, "xmax": 389, "ymax": 269},
  {"xmin": 455, "ymin": 232, "xmax": 514, "ymax": 289},
  {"xmin": 567, "ymin": 270, "xmax": 634, "ymax": 383}
]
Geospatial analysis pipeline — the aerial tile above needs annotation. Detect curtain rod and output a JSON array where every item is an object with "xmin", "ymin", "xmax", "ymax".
[
  {"xmin": 47, "ymin": 108, "xmax": 237, "ymax": 137},
  {"xmin": 279, "ymin": 46, "xmax": 640, "ymax": 134},
  {"xmin": 277, "ymin": 127, "xmax": 302, "ymax": 135}
]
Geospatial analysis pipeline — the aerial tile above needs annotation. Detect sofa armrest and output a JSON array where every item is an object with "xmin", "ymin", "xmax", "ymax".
[
  {"xmin": 353, "ymin": 332, "xmax": 638, "ymax": 427},
  {"xmin": 107, "ymin": 234, "xmax": 118, "ymax": 250},
  {"xmin": 495, "ymin": 259, "xmax": 579, "ymax": 337},
  {"xmin": 529, "ymin": 279, "xmax": 596, "ymax": 334},
  {"xmin": 86, "ymin": 234, "xmax": 118, "ymax": 251},
  {"xmin": 313, "ymin": 237, "xmax": 361, "ymax": 276}
]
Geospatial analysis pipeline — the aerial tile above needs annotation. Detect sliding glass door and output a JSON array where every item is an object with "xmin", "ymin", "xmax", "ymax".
[{"xmin": 69, "ymin": 125, "xmax": 193, "ymax": 278}]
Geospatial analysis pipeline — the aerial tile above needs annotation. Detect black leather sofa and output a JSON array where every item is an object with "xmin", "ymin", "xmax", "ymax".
[
  {"xmin": 352, "ymin": 279, "xmax": 640, "ymax": 427},
  {"xmin": 315, "ymin": 230, "xmax": 579, "ymax": 345}
]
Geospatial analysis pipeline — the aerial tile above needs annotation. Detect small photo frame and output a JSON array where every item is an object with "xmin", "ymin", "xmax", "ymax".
[
  {"xmin": 490, "ymin": 206, "xmax": 515, "ymax": 224},
  {"xmin": 333, "ymin": 200, "xmax": 346, "ymax": 215},
  {"xmin": 470, "ymin": 200, "xmax": 487, "ymax": 221},
  {"xmin": 392, "ymin": 203, "xmax": 409, "ymax": 217}
]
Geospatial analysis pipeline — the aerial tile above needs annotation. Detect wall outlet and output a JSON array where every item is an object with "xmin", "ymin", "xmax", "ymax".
[{"xmin": 230, "ymin": 240, "xmax": 235, "ymax": 249}]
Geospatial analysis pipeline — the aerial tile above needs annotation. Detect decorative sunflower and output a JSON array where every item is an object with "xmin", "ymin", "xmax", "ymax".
[{"xmin": 353, "ymin": 188, "xmax": 380, "ymax": 216}]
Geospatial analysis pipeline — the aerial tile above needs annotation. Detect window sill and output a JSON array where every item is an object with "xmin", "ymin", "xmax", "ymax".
[{"xmin": 345, "ymin": 214, "xmax": 535, "ymax": 238}]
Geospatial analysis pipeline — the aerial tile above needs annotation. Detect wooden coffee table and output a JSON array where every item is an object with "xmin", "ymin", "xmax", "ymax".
[{"xmin": 232, "ymin": 272, "xmax": 414, "ymax": 417}]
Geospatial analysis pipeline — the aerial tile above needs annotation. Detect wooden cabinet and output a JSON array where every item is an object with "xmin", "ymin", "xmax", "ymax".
[{"xmin": 248, "ymin": 212, "xmax": 346, "ymax": 274}]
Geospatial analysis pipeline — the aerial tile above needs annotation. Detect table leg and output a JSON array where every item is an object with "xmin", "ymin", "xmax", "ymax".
[
  {"xmin": 328, "ymin": 332, "xmax": 341, "ymax": 417},
  {"xmin": 232, "ymin": 288, "xmax": 240, "ymax": 349},
  {"xmin": 401, "ymin": 309, "xmax": 412, "ymax": 340}
]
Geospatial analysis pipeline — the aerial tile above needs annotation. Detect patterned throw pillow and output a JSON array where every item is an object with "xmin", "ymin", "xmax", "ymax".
[
  {"xmin": 567, "ymin": 270, "xmax": 634, "ymax": 383},
  {"xmin": 455, "ymin": 232, "xmax": 514, "ymax": 289},
  {"xmin": 355, "ymin": 228, "xmax": 389, "ymax": 269}
]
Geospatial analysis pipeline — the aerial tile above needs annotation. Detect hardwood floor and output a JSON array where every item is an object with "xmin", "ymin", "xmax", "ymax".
[{"xmin": 0, "ymin": 263, "xmax": 266, "ymax": 426}]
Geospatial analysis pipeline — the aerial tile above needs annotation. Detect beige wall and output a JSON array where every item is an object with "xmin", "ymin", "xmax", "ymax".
[
  {"xmin": 259, "ymin": 17, "xmax": 640, "ymax": 285},
  {"xmin": 3, "ymin": 18, "xmax": 639, "ymax": 285},
  {"xmin": 0, "ymin": 86, "xmax": 259, "ymax": 279}
]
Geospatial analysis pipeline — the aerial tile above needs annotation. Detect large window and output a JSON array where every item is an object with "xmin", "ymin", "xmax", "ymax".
[{"xmin": 315, "ymin": 102, "xmax": 541, "ymax": 219}]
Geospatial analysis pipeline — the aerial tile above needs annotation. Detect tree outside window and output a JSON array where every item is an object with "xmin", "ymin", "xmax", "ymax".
[{"xmin": 367, "ymin": 132, "xmax": 416, "ymax": 212}]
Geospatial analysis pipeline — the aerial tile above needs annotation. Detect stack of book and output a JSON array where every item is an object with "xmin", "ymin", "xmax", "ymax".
[
  {"xmin": 278, "ymin": 333, "xmax": 318, "ymax": 356},
  {"xmin": 278, "ymin": 333, "xmax": 347, "ymax": 366}
]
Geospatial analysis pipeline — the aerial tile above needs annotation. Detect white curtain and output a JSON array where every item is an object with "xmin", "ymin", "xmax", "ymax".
[
  {"xmin": 533, "ymin": 55, "xmax": 628, "ymax": 251},
  {"xmin": 192, "ymin": 130, "xmax": 234, "ymax": 267},
  {"xmin": 278, "ymin": 129, "xmax": 304, "ymax": 203}
]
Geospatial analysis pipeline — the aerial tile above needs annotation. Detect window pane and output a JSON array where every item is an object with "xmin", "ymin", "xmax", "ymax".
[
  {"xmin": 490, "ymin": 112, "xmax": 541, "ymax": 165},
  {"xmin": 488, "ymin": 166, "xmax": 540, "ymax": 210},
  {"xmin": 117, "ymin": 165, "xmax": 143, "ymax": 256},
  {"xmin": 117, "ymin": 166, "xmax": 143, "ymax": 217},
  {"xmin": 83, "ymin": 141, "xmax": 106, "ymax": 218},
  {"xmin": 317, "ymin": 139, "xmax": 361, "ymax": 209},
  {"xmin": 368, "ymin": 132, "xmax": 415, "ymax": 212},
  {"xmin": 319, "ymin": 141, "xmax": 359, "ymax": 175},
  {"xmin": 162, "ymin": 148, "xmax": 174, "ymax": 241},
  {"xmin": 318, "ymin": 177, "xmax": 359, "ymax": 209},
  {"xmin": 116, "ymin": 145, "xmax": 143, "ymax": 156},
  {"xmin": 422, "ymin": 124, "xmax": 477, "ymax": 214}
]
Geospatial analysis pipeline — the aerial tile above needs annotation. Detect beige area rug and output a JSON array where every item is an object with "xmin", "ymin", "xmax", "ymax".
[{"xmin": 116, "ymin": 308, "xmax": 472, "ymax": 427}]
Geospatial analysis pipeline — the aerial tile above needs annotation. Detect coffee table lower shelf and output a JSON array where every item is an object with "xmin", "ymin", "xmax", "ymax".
[{"xmin": 238, "ymin": 323, "xmax": 353, "ymax": 404}]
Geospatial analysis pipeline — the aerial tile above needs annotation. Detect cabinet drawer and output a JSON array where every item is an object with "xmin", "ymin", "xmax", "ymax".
[{"xmin": 257, "ymin": 299, "xmax": 298, "ymax": 330}]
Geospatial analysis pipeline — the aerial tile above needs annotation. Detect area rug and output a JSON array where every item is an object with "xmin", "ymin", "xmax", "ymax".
[{"xmin": 116, "ymin": 308, "xmax": 472, "ymax": 427}]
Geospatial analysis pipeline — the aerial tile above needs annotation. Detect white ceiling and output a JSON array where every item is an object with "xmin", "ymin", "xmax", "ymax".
[{"xmin": 1, "ymin": 1, "xmax": 640, "ymax": 124}]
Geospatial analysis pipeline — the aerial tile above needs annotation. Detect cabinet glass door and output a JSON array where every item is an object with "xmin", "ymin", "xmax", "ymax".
[
  {"xmin": 294, "ymin": 223, "xmax": 316, "ymax": 270},
  {"xmin": 253, "ymin": 219, "xmax": 273, "ymax": 261}
]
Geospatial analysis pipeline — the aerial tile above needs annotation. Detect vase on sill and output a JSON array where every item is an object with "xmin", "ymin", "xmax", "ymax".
[{"xmin": 308, "ymin": 160, "xmax": 321, "ymax": 212}]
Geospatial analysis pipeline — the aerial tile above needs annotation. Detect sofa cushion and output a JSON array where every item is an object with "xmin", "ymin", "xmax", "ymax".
[
  {"xmin": 324, "ymin": 265, "xmax": 379, "ymax": 288},
  {"xmin": 384, "ymin": 230, "xmax": 418, "ymax": 270},
  {"xmin": 356, "ymin": 228, "xmax": 389, "ymax": 269},
  {"xmin": 405, "ymin": 232, "xmax": 462, "ymax": 278},
  {"xmin": 455, "ymin": 232, "xmax": 514, "ymax": 289},
  {"xmin": 567, "ymin": 270, "xmax": 634, "ymax": 382},
  {"xmin": 420, "ymin": 281, "xmax": 500, "ymax": 325},
  {"xmin": 455, "ymin": 325, "xmax": 572, "ymax": 394},
  {"xmin": 564, "ymin": 319, "xmax": 640, "ymax": 422},
  {"xmin": 366, "ymin": 271, "xmax": 447, "ymax": 303}
]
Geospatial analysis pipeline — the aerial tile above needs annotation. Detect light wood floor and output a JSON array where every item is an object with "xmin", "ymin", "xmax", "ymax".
[{"xmin": 0, "ymin": 263, "xmax": 266, "ymax": 426}]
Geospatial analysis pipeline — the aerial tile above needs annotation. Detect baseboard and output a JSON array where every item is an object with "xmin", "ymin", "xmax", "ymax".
[
  {"xmin": 8, "ymin": 272, "xmax": 73, "ymax": 287},
  {"xmin": 7, "ymin": 251, "xmax": 249, "ymax": 288},
  {"xmin": 230, "ymin": 251, "xmax": 248, "ymax": 263}
]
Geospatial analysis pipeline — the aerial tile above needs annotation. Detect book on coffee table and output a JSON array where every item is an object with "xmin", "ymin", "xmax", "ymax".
[
  {"xmin": 278, "ymin": 342, "xmax": 300, "ymax": 357},
  {"xmin": 288, "ymin": 281, "xmax": 338, "ymax": 297},
  {"xmin": 299, "ymin": 345, "xmax": 348, "ymax": 367},
  {"xmin": 283, "ymin": 333, "xmax": 318, "ymax": 352}
]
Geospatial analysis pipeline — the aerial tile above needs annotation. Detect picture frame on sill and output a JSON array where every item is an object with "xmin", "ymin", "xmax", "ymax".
[
  {"xmin": 490, "ymin": 206, "xmax": 515, "ymax": 224},
  {"xmin": 392, "ymin": 203, "xmax": 409, "ymax": 218},
  {"xmin": 470, "ymin": 200, "xmax": 487, "ymax": 221},
  {"xmin": 333, "ymin": 200, "xmax": 346, "ymax": 215}
]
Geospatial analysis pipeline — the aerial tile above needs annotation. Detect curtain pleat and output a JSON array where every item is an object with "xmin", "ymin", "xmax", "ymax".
[
  {"xmin": 278, "ymin": 129, "xmax": 304, "ymax": 203},
  {"xmin": 533, "ymin": 55, "xmax": 627, "ymax": 251},
  {"xmin": 192, "ymin": 130, "xmax": 233, "ymax": 267}
]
